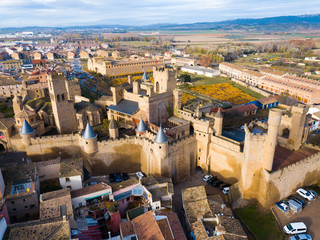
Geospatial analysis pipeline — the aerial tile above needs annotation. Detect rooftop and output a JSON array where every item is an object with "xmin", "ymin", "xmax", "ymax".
[
  {"xmin": 74, "ymin": 101, "xmax": 102, "ymax": 114},
  {"xmin": 155, "ymin": 212, "xmax": 186, "ymax": 240},
  {"xmin": 59, "ymin": 158, "xmax": 83, "ymax": 178},
  {"xmin": 71, "ymin": 182, "xmax": 111, "ymax": 199},
  {"xmin": 272, "ymin": 145, "xmax": 318, "ymax": 171},
  {"xmin": 40, "ymin": 189, "xmax": 73, "ymax": 221},
  {"xmin": 112, "ymin": 178, "xmax": 139, "ymax": 192},
  {"xmin": 132, "ymin": 211, "xmax": 165, "ymax": 240},
  {"xmin": 8, "ymin": 219, "xmax": 70, "ymax": 240},
  {"xmin": 120, "ymin": 220, "xmax": 135, "ymax": 237},
  {"xmin": 107, "ymin": 99, "xmax": 139, "ymax": 116}
]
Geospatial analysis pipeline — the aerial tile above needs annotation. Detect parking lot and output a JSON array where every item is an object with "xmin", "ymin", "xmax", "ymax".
[{"xmin": 272, "ymin": 196, "xmax": 320, "ymax": 239}]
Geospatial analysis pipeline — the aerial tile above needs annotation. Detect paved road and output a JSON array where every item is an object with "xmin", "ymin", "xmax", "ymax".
[{"xmin": 273, "ymin": 198, "xmax": 320, "ymax": 239}]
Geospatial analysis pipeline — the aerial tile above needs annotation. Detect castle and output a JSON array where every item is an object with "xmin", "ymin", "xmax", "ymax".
[{"xmin": 1, "ymin": 65, "xmax": 320, "ymax": 210}]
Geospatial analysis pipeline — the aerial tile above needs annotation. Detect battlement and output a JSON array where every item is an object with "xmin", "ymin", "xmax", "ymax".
[
  {"xmin": 168, "ymin": 134, "xmax": 195, "ymax": 147},
  {"xmin": 211, "ymin": 135, "xmax": 242, "ymax": 152},
  {"xmin": 31, "ymin": 133, "xmax": 79, "ymax": 143},
  {"xmin": 246, "ymin": 132, "xmax": 267, "ymax": 142}
]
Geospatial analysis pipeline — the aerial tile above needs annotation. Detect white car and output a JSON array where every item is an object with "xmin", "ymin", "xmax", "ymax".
[
  {"xmin": 296, "ymin": 188, "xmax": 314, "ymax": 201},
  {"xmin": 136, "ymin": 172, "xmax": 145, "ymax": 180},
  {"xmin": 283, "ymin": 222, "xmax": 307, "ymax": 235},
  {"xmin": 203, "ymin": 175, "xmax": 213, "ymax": 182}
]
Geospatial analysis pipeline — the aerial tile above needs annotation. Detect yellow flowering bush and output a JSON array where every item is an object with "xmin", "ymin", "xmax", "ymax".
[
  {"xmin": 181, "ymin": 93, "xmax": 196, "ymax": 105},
  {"xmin": 190, "ymin": 83, "xmax": 255, "ymax": 105}
]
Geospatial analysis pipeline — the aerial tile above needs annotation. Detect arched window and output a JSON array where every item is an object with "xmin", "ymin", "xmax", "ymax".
[
  {"xmin": 156, "ymin": 82, "xmax": 160, "ymax": 93},
  {"xmin": 57, "ymin": 94, "xmax": 60, "ymax": 102},
  {"xmin": 61, "ymin": 93, "xmax": 65, "ymax": 101},
  {"xmin": 282, "ymin": 128, "xmax": 290, "ymax": 139}
]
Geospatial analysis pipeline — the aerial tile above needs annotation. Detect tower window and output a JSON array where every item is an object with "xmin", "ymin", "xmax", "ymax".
[
  {"xmin": 57, "ymin": 94, "xmax": 60, "ymax": 102},
  {"xmin": 62, "ymin": 94, "xmax": 65, "ymax": 101}
]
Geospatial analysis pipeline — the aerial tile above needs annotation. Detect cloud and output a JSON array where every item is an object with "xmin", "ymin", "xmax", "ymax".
[{"xmin": 0, "ymin": 0, "xmax": 319, "ymax": 27}]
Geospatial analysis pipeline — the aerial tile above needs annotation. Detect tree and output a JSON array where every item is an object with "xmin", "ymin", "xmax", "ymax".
[
  {"xmin": 200, "ymin": 55, "xmax": 212, "ymax": 67},
  {"xmin": 180, "ymin": 73, "xmax": 191, "ymax": 82}
]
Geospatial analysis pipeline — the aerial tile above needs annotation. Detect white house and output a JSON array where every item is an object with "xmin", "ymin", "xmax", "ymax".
[
  {"xmin": 71, "ymin": 183, "xmax": 112, "ymax": 208},
  {"xmin": 181, "ymin": 65, "xmax": 220, "ymax": 77},
  {"xmin": 59, "ymin": 158, "xmax": 83, "ymax": 191}
]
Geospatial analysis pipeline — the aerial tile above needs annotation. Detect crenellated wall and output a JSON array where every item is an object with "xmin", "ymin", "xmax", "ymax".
[{"xmin": 258, "ymin": 151, "xmax": 320, "ymax": 208}]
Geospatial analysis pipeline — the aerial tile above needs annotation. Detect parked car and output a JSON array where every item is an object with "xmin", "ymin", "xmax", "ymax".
[
  {"xmin": 212, "ymin": 180, "xmax": 223, "ymax": 188},
  {"xmin": 275, "ymin": 201, "xmax": 289, "ymax": 212},
  {"xmin": 296, "ymin": 188, "xmax": 314, "ymax": 201},
  {"xmin": 116, "ymin": 173, "xmax": 122, "ymax": 182},
  {"xmin": 287, "ymin": 196, "xmax": 306, "ymax": 208},
  {"xmin": 222, "ymin": 186, "xmax": 230, "ymax": 195},
  {"xmin": 123, "ymin": 173, "xmax": 129, "ymax": 181},
  {"xmin": 207, "ymin": 176, "xmax": 218, "ymax": 184},
  {"xmin": 289, "ymin": 234, "xmax": 312, "ymax": 240},
  {"xmin": 287, "ymin": 199, "xmax": 302, "ymax": 213},
  {"xmin": 307, "ymin": 189, "xmax": 318, "ymax": 199},
  {"xmin": 283, "ymin": 222, "xmax": 307, "ymax": 235},
  {"xmin": 136, "ymin": 171, "xmax": 145, "ymax": 180},
  {"xmin": 109, "ymin": 173, "xmax": 115, "ymax": 183},
  {"xmin": 203, "ymin": 175, "xmax": 213, "ymax": 182},
  {"xmin": 219, "ymin": 183, "xmax": 230, "ymax": 190}
]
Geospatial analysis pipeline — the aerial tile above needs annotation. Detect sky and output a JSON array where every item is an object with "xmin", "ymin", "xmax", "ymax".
[{"xmin": 0, "ymin": 0, "xmax": 319, "ymax": 27}]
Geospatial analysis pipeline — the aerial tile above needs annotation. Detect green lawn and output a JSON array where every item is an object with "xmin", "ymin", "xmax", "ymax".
[{"xmin": 235, "ymin": 206, "xmax": 286, "ymax": 240}]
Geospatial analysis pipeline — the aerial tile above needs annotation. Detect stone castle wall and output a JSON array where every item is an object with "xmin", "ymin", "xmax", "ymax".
[{"xmin": 258, "ymin": 151, "xmax": 320, "ymax": 208}]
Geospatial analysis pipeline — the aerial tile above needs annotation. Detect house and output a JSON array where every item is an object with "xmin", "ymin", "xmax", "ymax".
[
  {"xmin": 8, "ymin": 219, "xmax": 70, "ymax": 240},
  {"xmin": 3, "ymin": 163, "xmax": 39, "ymax": 223},
  {"xmin": 140, "ymin": 176, "xmax": 174, "ymax": 211},
  {"xmin": 182, "ymin": 186, "xmax": 247, "ymax": 239},
  {"xmin": 253, "ymin": 96, "xmax": 279, "ymax": 109},
  {"xmin": 59, "ymin": 158, "xmax": 83, "ymax": 191},
  {"xmin": 112, "ymin": 179, "xmax": 152, "ymax": 217},
  {"xmin": 71, "ymin": 182, "xmax": 112, "ymax": 208},
  {"xmin": 120, "ymin": 210, "xmax": 186, "ymax": 240},
  {"xmin": 40, "ymin": 189, "xmax": 74, "ymax": 224}
]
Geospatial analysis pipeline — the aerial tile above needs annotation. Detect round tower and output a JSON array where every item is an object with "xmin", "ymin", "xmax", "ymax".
[
  {"xmin": 214, "ymin": 108, "xmax": 223, "ymax": 136},
  {"xmin": 109, "ymin": 118, "xmax": 119, "ymax": 139},
  {"xmin": 136, "ymin": 118, "xmax": 147, "ymax": 137},
  {"xmin": 262, "ymin": 108, "xmax": 283, "ymax": 171},
  {"xmin": 20, "ymin": 119, "xmax": 35, "ymax": 146},
  {"xmin": 82, "ymin": 122, "xmax": 98, "ymax": 154},
  {"xmin": 153, "ymin": 126, "xmax": 169, "ymax": 177}
]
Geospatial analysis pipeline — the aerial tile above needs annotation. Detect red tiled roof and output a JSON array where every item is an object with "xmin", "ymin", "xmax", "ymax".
[
  {"xmin": 71, "ymin": 183, "xmax": 111, "ymax": 199},
  {"xmin": 133, "ymin": 211, "xmax": 165, "ymax": 240},
  {"xmin": 32, "ymin": 59, "xmax": 46, "ymax": 64},
  {"xmin": 156, "ymin": 212, "xmax": 186, "ymax": 240}
]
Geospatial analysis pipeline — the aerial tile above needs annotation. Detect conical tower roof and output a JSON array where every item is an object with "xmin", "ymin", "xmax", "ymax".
[
  {"xmin": 154, "ymin": 126, "xmax": 168, "ymax": 143},
  {"xmin": 136, "ymin": 118, "xmax": 147, "ymax": 132},
  {"xmin": 20, "ymin": 119, "xmax": 35, "ymax": 135},
  {"xmin": 142, "ymin": 70, "xmax": 149, "ymax": 81},
  {"xmin": 82, "ymin": 122, "xmax": 97, "ymax": 139}
]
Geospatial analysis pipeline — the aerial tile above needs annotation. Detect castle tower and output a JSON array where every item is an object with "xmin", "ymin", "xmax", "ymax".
[
  {"xmin": 47, "ymin": 73, "xmax": 77, "ymax": 134},
  {"xmin": 109, "ymin": 118, "xmax": 119, "ymax": 139},
  {"xmin": 172, "ymin": 89, "xmax": 182, "ymax": 114},
  {"xmin": 287, "ymin": 104, "xmax": 309, "ymax": 151},
  {"xmin": 82, "ymin": 122, "xmax": 98, "ymax": 154},
  {"xmin": 262, "ymin": 108, "xmax": 283, "ymax": 171},
  {"xmin": 20, "ymin": 119, "xmax": 35, "ymax": 146},
  {"xmin": 13, "ymin": 94, "xmax": 23, "ymax": 114},
  {"xmin": 214, "ymin": 108, "xmax": 223, "ymax": 136},
  {"xmin": 153, "ymin": 127, "xmax": 170, "ymax": 177},
  {"xmin": 136, "ymin": 118, "xmax": 147, "ymax": 136},
  {"xmin": 153, "ymin": 67, "xmax": 177, "ymax": 93}
]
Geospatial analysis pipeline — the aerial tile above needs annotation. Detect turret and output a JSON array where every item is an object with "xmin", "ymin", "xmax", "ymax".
[
  {"xmin": 262, "ymin": 108, "xmax": 283, "ymax": 171},
  {"xmin": 141, "ymin": 70, "xmax": 149, "ymax": 82},
  {"xmin": 82, "ymin": 122, "xmax": 98, "ymax": 154},
  {"xmin": 287, "ymin": 104, "xmax": 309, "ymax": 151},
  {"xmin": 13, "ymin": 94, "xmax": 23, "ymax": 114},
  {"xmin": 109, "ymin": 118, "xmax": 119, "ymax": 139},
  {"xmin": 153, "ymin": 126, "xmax": 170, "ymax": 177},
  {"xmin": 136, "ymin": 118, "xmax": 147, "ymax": 136},
  {"xmin": 214, "ymin": 108, "xmax": 223, "ymax": 136},
  {"xmin": 20, "ymin": 119, "xmax": 35, "ymax": 146}
]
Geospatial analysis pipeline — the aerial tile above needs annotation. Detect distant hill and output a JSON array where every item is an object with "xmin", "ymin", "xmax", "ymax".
[{"xmin": 1, "ymin": 14, "xmax": 320, "ymax": 33}]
